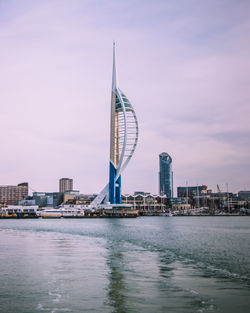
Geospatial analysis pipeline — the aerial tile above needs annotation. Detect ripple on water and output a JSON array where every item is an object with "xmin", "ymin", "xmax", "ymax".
[{"xmin": 1, "ymin": 217, "xmax": 250, "ymax": 313}]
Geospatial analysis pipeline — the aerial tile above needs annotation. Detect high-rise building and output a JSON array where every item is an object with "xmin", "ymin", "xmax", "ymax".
[
  {"xmin": 159, "ymin": 153, "xmax": 173, "ymax": 198},
  {"xmin": 59, "ymin": 178, "xmax": 73, "ymax": 193},
  {"xmin": 0, "ymin": 182, "xmax": 28, "ymax": 205},
  {"xmin": 91, "ymin": 42, "xmax": 138, "ymax": 206}
]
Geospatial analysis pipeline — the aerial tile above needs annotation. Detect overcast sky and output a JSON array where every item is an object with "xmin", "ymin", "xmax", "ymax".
[{"xmin": 0, "ymin": 0, "xmax": 250, "ymax": 195}]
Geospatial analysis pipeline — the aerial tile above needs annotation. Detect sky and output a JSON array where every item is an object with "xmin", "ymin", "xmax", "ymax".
[{"xmin": 0, "ymin": 0, "xmax": 250, "ymax": 195}]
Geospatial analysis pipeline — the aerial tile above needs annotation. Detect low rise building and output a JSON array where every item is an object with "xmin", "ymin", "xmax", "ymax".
[
  {"xmin": 33, "ymin": 192, "xmax": 64, "ymax": 207},
  {"xmin": 177, "ymin": 185, "xmax": 207, "ymax": 198},
  {"xmin": 238, "ymin": 191, "xmax": 250, "ymax": 201},
  {"xmin": 63, "ymin": 190, "xmax": 80, "ymax": 203},
  {"xmin": 64, "ymin": 193, "xmax": 97, "ymax": 205},
  {"xmin": 122, "ymin": 193, "xmax": 169, "ymax": 213}
]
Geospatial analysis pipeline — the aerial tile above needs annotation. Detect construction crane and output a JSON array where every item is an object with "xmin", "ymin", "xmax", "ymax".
[{"xmin": 217, "ymin": 184, "xmax": 221, "ymax": 194}]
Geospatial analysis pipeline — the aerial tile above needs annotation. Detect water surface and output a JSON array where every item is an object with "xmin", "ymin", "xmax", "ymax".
[{"xmin": 0, "ymin": 217, "xmax": 250, "ymax": 313}]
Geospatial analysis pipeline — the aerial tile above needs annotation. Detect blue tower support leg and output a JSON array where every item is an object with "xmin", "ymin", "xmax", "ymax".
[
  {"xmin": 115, "ymin": 175, "xmax": 122, "ymax": 204},
  {"xmin": 109, "ymin": 162, "xmax": 116, "ymax": 204}
]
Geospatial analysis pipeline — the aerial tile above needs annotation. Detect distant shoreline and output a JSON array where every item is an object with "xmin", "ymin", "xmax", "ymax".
[{"xmin": 0, "ymin": 215, "xmax": 249, "ymax": 219}]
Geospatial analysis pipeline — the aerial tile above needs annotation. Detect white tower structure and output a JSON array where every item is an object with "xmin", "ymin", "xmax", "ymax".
[{"xmin": 91, "ymin": 42, "xmax": 138, "ymax": 207}]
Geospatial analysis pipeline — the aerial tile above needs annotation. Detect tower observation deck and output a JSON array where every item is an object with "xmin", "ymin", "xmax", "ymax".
[{"xmin": 91, "ymin": 43, "xmax": 138, "ymax": 207}]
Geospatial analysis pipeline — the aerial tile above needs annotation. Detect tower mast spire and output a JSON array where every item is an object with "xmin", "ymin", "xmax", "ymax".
[{"xmin": 112, "ymin": 41, "xmax": 117, "ymax": 91}]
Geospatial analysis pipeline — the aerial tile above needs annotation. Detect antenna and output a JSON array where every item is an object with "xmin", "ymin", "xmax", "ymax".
[{"xmin": 112, "ymin": 40, "xmax": 117, "ymax": 91}]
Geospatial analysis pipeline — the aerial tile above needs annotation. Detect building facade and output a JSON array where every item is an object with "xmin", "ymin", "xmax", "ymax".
[
  {"xmin": 238, "ymin": 191, "xmax": 250, "ymax": 201},
  {"xmin": 122, "ymin": 193, "xmax": 169, "ymax": 213},
  {"xmin": 59, "ymin": 178, "xmax": 73, "ymax": 193},
  {"xmin": 159, "ymin": 152, "xmax": 173, "ymax": 198},
  {"xmin": 0, "ymin": 182, "xmax": 28, "ymax": 205},
  {"xmin": 32, "ymin": 192, "xmax": 64, "ymax": 207},
  {"xmin": 177, "ymin": 185, "xmax": 207, "ymax": 198},
  {"xmin": 63, "ymin": 190, "xmax": 80, "ymax": 203},
  {"xmin": 64, "ymin": 193, "xmax": 97, "ymax": 205}
]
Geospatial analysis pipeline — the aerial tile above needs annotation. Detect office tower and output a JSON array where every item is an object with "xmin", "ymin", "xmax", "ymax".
[
  {"xmin": 59, "ymin": 178, "xmax": 73, "ymax": 193},
  {"xmin": 159, "ymin": 152, "xmax": 173, "ymax": 198}
]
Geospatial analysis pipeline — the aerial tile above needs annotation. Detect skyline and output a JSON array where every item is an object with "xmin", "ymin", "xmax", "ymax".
[{"xmin": 0, "ymin": 0, "xmax": 250, "ymax": 194}]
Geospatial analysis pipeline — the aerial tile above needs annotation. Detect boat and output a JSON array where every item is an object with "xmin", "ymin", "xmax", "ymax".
[
  {"xmin": 61, "ymin": 208, "xmax": 85, "ymax": 218},
  {"xmin": 159, "ymin": 211, "xmax": 173, "ymax": 216},
  {"xmin": 40, "ymin": 209, "xmax": 61, "ymax": 218}
]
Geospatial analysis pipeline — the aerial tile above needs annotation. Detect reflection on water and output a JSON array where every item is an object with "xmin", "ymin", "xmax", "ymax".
[
  {"xmin": 104, "ymin": 218, "xmax": 128, "ymax": 313},
  {"xmin": 107, "ymin": 242, "xmax": 127, "ymax": 313}
]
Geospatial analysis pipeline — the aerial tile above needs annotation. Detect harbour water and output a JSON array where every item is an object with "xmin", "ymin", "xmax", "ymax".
[{"xmin": 0, "ymin": 217, "xmax": 250, "ymax": 313}]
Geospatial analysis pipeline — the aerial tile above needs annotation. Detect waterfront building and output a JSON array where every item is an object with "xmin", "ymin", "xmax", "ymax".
[
  {"xmin": 171, "ymin": 203, "xmax": 192, "ymax": 213},
  {"xmin": 59, "ymin": 178, "xmax": 73, "ymax": 193},
  {"xmin": 19, "ymin": 198, "xmax": 36, "ymax": 206},
  {"xmin": 134, "ymin": 191, "xmax": 150, "ymax": 196},
  {"xmin": 122, "ymin": 193, "xmax": 169, "ymax": 213},
  {"xmin": 159, "ymin": 152, "xmax": 173, "ymax": 198},
  {"xmin": 238, "ymin": 191, "xmax": 250, "ymax": 201},
  {"xmin": 63, "ymin": 190, "xmax": 80, "ymax": 203},
  {"xmin": 91, "ymin": 42, "xmax": 138, "ymax": 207},
  {"xmin": 33, "ymin": 192, "xmax": 63, "ymax": 208},
  {"xmin": 64, "ymin": 194, "xmax": 97, "ymax": 205},
  {"xmin": 0, "ymin": 182, "xmax": 28, "ymax": 205},
  {"xmin": 177, "ymin": 185, "xmax": 207, "ymax": 198}
]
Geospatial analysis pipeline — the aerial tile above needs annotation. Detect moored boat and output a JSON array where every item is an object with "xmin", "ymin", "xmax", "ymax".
[{"xmin": 40, "ymin": 209, "xmax": 61, "ymax": 218}]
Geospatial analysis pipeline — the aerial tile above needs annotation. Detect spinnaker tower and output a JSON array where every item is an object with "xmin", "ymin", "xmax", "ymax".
[{"xmin": 91, "ymin": 42, "xmax": 138, "ymax": 207}]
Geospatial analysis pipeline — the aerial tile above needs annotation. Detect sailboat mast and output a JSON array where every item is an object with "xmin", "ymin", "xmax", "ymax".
[{"xmin": 197, "ymin": 184, "xmax": 200, "ymax": 208}]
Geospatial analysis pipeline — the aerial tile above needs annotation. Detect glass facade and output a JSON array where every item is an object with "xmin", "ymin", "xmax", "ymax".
[
  {"xmin": 159, "ymin": 152, "xmax": 173, "ymax": 198},
  {"xmin": 33, "ymin": 192, "xmax": 64, "ymax": 207},
  {"xmin": 115, "ymin": 92, "xmax": 132, "ymax": 111}
]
